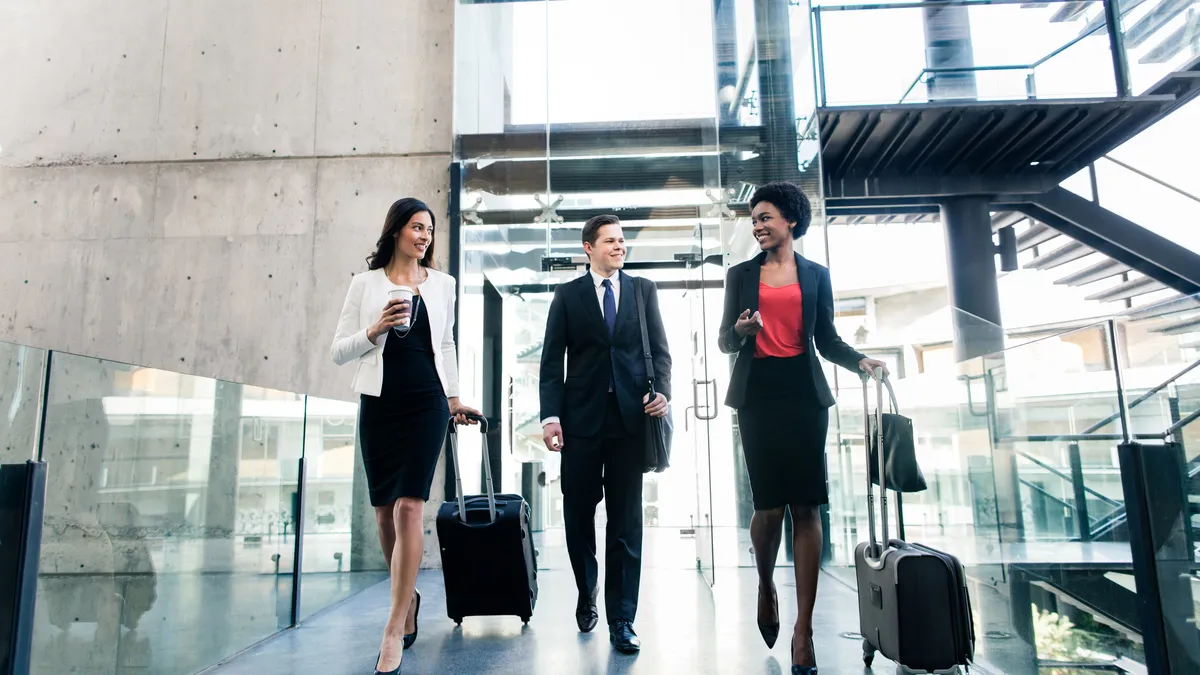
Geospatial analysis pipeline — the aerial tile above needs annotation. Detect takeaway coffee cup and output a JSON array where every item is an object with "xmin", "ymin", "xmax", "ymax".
[{"xmin": 388, "ymin": 286, "xmax": 415, "ymax": 335}]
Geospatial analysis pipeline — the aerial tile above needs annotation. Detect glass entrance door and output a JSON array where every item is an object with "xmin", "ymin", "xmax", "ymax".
[
  {"xmin": 687, "ymin": 228, "xmax": 719, "ymax": 586},
  {"xmin": 488, "ymin": 255, "xmax": 725, "ymax": 576}
]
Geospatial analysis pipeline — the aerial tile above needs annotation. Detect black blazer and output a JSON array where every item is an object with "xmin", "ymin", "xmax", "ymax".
[
  {"xmin": 718, "ymin": 252, "xmax": 865, "ymax": 409},
  {"xmin": 539, "ymin": 271, "xmax": 672, "ymax": 438}
]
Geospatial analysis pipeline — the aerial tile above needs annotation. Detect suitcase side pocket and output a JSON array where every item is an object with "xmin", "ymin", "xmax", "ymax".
[{"xmin": 909, "ymin": 543, "xmax": 973, "ymax": 665}]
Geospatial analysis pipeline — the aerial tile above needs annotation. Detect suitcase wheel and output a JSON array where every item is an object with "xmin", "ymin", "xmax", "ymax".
[
  {"xmin": 862, "ymin": 639, "xmax": 875, "ymax": 667},
  {"xmin": 453, "ymin": 617, "xmax": 463, "ymax": 626},
  {"xmin": 521, "ymin": 616, "xmax": 530, "ymax": 625}
]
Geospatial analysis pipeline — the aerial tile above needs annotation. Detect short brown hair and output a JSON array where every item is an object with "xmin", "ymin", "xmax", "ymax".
[{"xmin": 582, "ymin": 214, "xmax": 620, "ymax": 247}]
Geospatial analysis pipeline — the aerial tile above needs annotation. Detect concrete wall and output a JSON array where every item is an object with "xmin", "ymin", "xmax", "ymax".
[
  {"xmin": 0, "ymin": 0, "xmax": 454, "ymax": 401},
  {"xmin": 0, "ymin": 1, "xmax": 455, "ymax": 570}
]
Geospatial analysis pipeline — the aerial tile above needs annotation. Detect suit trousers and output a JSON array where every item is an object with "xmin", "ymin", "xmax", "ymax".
[{"xmin": 560, "ymin": 393, "xmax": 644, "ymax": 625}]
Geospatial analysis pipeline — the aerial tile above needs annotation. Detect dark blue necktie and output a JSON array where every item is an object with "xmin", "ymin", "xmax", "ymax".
[
  {"xmin": 602, "ymin": 279, "xmax": 617, "ymax": 336},
  {"xmin": 603, "ymin": 279, "xmax": 616, "ymax": 391}
]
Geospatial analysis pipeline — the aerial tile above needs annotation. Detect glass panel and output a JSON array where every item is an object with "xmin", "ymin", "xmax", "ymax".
[
  {"xmin": 0, "ymin": 340, "xmax": 48, "ymax": 465},
  {"xmin": 31, "ymin": 354, "xmax": 302, "ymax": 675},
  {"xmin": 814, "ymin": 2, "xmax": 1118, "ymax": 106},
  {"xmin": 546, "ymin": 0, "xmax": 717, "ymax": 125},
  {"xmin": 298, "ymin": 396, "xmax": 388, "ymax": 621},
  {"xmin": 1121, "ymin": 292, "xmax": 1200, "ymax": 455},
  {"xmin": 1124, "ymin": 0, "xmax": 1200, "ymax": 96},
  {"xmin": 1115, "ymin": 293, "xmax": 1200, "ymax": 672},
  {"xmin": 690, "ymin": 228, "xmax": 717, "ymax": 586},
  {"xmin": 826, "ymin": 308, "xmax": 1145, "ymax": 673},
  {"xmin": 965, "ymin": 324, "xmax": 1138, "ymax": 673}
]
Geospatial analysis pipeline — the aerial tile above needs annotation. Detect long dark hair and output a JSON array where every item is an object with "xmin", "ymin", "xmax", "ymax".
[{"xmin": 366, "ymin": 198, "xmax": 436, "ymax": 270}]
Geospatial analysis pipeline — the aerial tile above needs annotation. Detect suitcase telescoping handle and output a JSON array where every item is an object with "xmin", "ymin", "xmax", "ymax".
[
  {"xmin": 862, "ymin": 367, "xmax": 888, "ymax": 561},
  {"xmin": 448, "ymin": 414, "xmax": 496, "ymax": 525}
]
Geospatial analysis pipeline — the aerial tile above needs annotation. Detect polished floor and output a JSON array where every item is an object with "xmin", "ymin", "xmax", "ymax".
[{"xmin": 206, "ymin": 567, "xmax": 905, "ymax": 675}]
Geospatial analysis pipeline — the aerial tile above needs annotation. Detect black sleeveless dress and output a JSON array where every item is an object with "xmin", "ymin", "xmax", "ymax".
[{"xmin": 357, "ymin": 295, "xmax": 451, "ymax": 505}]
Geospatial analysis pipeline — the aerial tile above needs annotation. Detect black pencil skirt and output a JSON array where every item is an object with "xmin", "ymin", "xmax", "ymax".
[
  {"xmin": 357, "ymin": 394, "xmax": 450, "ymax": 506},
  {"xmin": 736, "ymin": 355, "xmax": 830, "ymax": 510}
]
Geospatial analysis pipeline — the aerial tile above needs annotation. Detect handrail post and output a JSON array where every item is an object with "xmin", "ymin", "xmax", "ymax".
[
  {"xmin": 1105, "ymin": 319, "xmax": 1131, "ymax": 443},
  {"xmin": 1068, "ymin": 442, "xmax": 1092, "ymax": 541},
  {"xmin": 290, "ymin": 455, "xmax": 307, "ymax": 626},
  {"xmin": 811, "ymin": 4, "xmax": 827, "ymax": 108},
  {"xmin": 1167, "ymin": 384, "xmax": 1186, "ymax": 453},
  {"xmin": 1102, "ymin": 0, "xmax": 1132, "ymax": 97}
]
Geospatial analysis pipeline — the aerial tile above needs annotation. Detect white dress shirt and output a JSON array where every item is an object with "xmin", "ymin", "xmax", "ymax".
[
  {"xmin": 589, "ymin": 268, "xmax": 620, "ymax": 312},
  {"xmin": 541, "ymin": 269, "xmax": 620, "ymax": 428}
]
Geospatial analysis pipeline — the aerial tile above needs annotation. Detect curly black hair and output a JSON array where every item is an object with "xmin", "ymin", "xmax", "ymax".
[{"xmin": 749, "ymin": 181, "xmax": 812, "ymax": 240}]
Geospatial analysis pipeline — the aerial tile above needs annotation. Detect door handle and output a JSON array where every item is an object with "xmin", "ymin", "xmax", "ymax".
[{"xmin": 692, "ymin": 379, "xmax": 718, "ymax": 421}]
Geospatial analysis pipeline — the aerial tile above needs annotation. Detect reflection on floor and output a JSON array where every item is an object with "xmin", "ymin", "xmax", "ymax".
[
  {"xmin": 29, "ymin": 571, "xmax": 386, "ymax": 675},
  {"xmin": 208, "ymin": 567, "xmax": 900, "ymax": 675},
  {"xmin": 29, "ymin": 523, "xmax": 1144, "ymax": 674}
]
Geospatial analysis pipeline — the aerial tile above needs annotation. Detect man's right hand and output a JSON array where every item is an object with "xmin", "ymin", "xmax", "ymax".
[{"xmin": 543, "ymin": 422, "xmax": 564, "ymax": 452}]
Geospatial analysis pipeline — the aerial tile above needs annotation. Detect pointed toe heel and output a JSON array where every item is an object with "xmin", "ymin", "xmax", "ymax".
[
  {"xmin": 402, "ymin": 589, "xmax": 421, "ymax": 650},
  {"xmin": 757, "ymin": 584, "xmax": 781, "ymax": 648},
  {"xmin": 372, "ymin": 651, "xmax": 401, "ymax": 675},
  {"xmin": 757, "ymin": 619, "xmax": 780, "ymax": 649}
]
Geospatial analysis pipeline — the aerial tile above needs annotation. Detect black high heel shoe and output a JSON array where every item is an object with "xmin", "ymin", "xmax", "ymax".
[
  {"xmin": 402, "ymin": 589, "xmax": 421, "ymax": 649},
  {"xmin": 790, "ymin": 637, "xmax": 818, "ymax": 675},
  {"xmin": 757, "ymin": 584, "xmax": 780, "ymax": 648},
  {"xmin": 372, "ymin": 651, "xmax": 401, "ymax": 675}
]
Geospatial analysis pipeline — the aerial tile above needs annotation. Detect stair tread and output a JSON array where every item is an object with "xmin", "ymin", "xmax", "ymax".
[
  {"xmin": 1024, "ymin": 240, "xmax": 1094, "ymax": 270},
  {"xmin": 1055, "ymin": 258, "xmax": 1130, "ymax": 286},
  {"xmin": 1086, "ymin": 276, "xmax": 1167, "ymax": 302},
  {"xmin": 1016, "ymin": 221, "xmax": 1061, "ymax": 252}
]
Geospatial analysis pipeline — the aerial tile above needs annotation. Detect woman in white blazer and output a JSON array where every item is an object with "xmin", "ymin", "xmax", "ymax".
[{"xmin": 330, "ymin": 197, "xmax": 479, "ymax": 675}]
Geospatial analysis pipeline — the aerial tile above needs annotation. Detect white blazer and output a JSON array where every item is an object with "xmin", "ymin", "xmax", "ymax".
[{"xmin": 330, "ymin": 267, "xmax": 461, "ymax": 399}]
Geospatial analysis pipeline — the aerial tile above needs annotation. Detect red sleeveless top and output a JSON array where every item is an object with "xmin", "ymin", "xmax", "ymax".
[{"xmin": 755, "ymin": 282, "xmax": 806, "ymax": 358}]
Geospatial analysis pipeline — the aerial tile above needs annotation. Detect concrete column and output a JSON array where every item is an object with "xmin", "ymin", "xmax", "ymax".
[
  {"xmin": 201, "ymin": 381, "xmax": 242, "ymax": 570},
  {"xmin": 923, "ymin": 2, "xmax": 978, "ymax": 101},
  {"xmin": 754, "ymin": 0, "xmax": 801, "ymax": 182},
  {"xmin": 941, "ymin": 196, "xmax": 1004, "ymax": 362}
]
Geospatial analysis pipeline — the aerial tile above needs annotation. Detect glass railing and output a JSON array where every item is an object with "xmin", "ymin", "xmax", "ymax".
[
  {"xmin": 0, "ymin": 341, "xmax": 47, "ymax": 466},
  {"xmin": 1112, "ymin": 293, "xmax": 1200, "ymax": 673},
  {"xmin": 825, "ymin": 306, "xmax": 1154, "ymax": 673},
  {"xmin": 812, "ymin": 0, "xmax": 1123, "ymax": 106},
  {"xmin": 0, "ymin": 341, "xmax": 386, "ymax": 675},
  {"xmin": 1123, "ymin": 0, "xmax": 1200, "ymax": 96},
  {"xmin": 812, "ymin": 0, "xmax": 1197, "ymax": 106}
]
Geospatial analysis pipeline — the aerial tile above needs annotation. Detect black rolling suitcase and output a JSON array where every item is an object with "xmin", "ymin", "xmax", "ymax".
[
  {"xmin": 855, "ymin": 371, "xmax": 975, "ymax": 672},
  {"xmin": 436, "ymin": 415, "xmax": 538, "ymax": 625}
]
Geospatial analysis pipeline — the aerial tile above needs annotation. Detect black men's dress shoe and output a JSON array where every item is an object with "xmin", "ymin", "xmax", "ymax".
[
  {"xmin": 609, "ymin": 620, "xmax": 641, "ymax": 654},
  {"xmin": 575, "ymin": 592, "xmax": 599, "ymax": 633}
]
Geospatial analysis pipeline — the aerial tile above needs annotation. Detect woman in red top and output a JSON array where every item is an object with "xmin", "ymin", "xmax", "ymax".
[{"xmin": 718, "ymin": 182, "xmax": 888, "ymax": 674}]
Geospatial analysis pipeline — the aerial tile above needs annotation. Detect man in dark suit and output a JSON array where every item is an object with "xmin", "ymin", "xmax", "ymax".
[{"xmin": 539, "ymin": 214, "xmax": 671, "ymax": 654}]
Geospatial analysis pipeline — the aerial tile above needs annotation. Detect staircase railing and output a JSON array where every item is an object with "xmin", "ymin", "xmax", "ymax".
[
  {"xmin": 811, "ymin": 0, "xmax": 1135, "ymax": 106},
  {"xmin": 996, "ymin": 343, "xmax": 1198, "ymax": 541}
]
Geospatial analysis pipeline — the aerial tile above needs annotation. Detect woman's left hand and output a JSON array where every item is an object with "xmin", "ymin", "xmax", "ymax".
[
  {"xmin": 448, "ymin": 398, "xmax": 481, "ymax": 425},
  {"xmin": 858, "ymin": 358, "xmax": 890, "ymax": 381}
]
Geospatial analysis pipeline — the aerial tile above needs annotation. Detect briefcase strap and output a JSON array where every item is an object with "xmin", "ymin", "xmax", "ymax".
[{"xmin": 634, "ymin": 278, "xmax": 656, "ymax": 396}]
